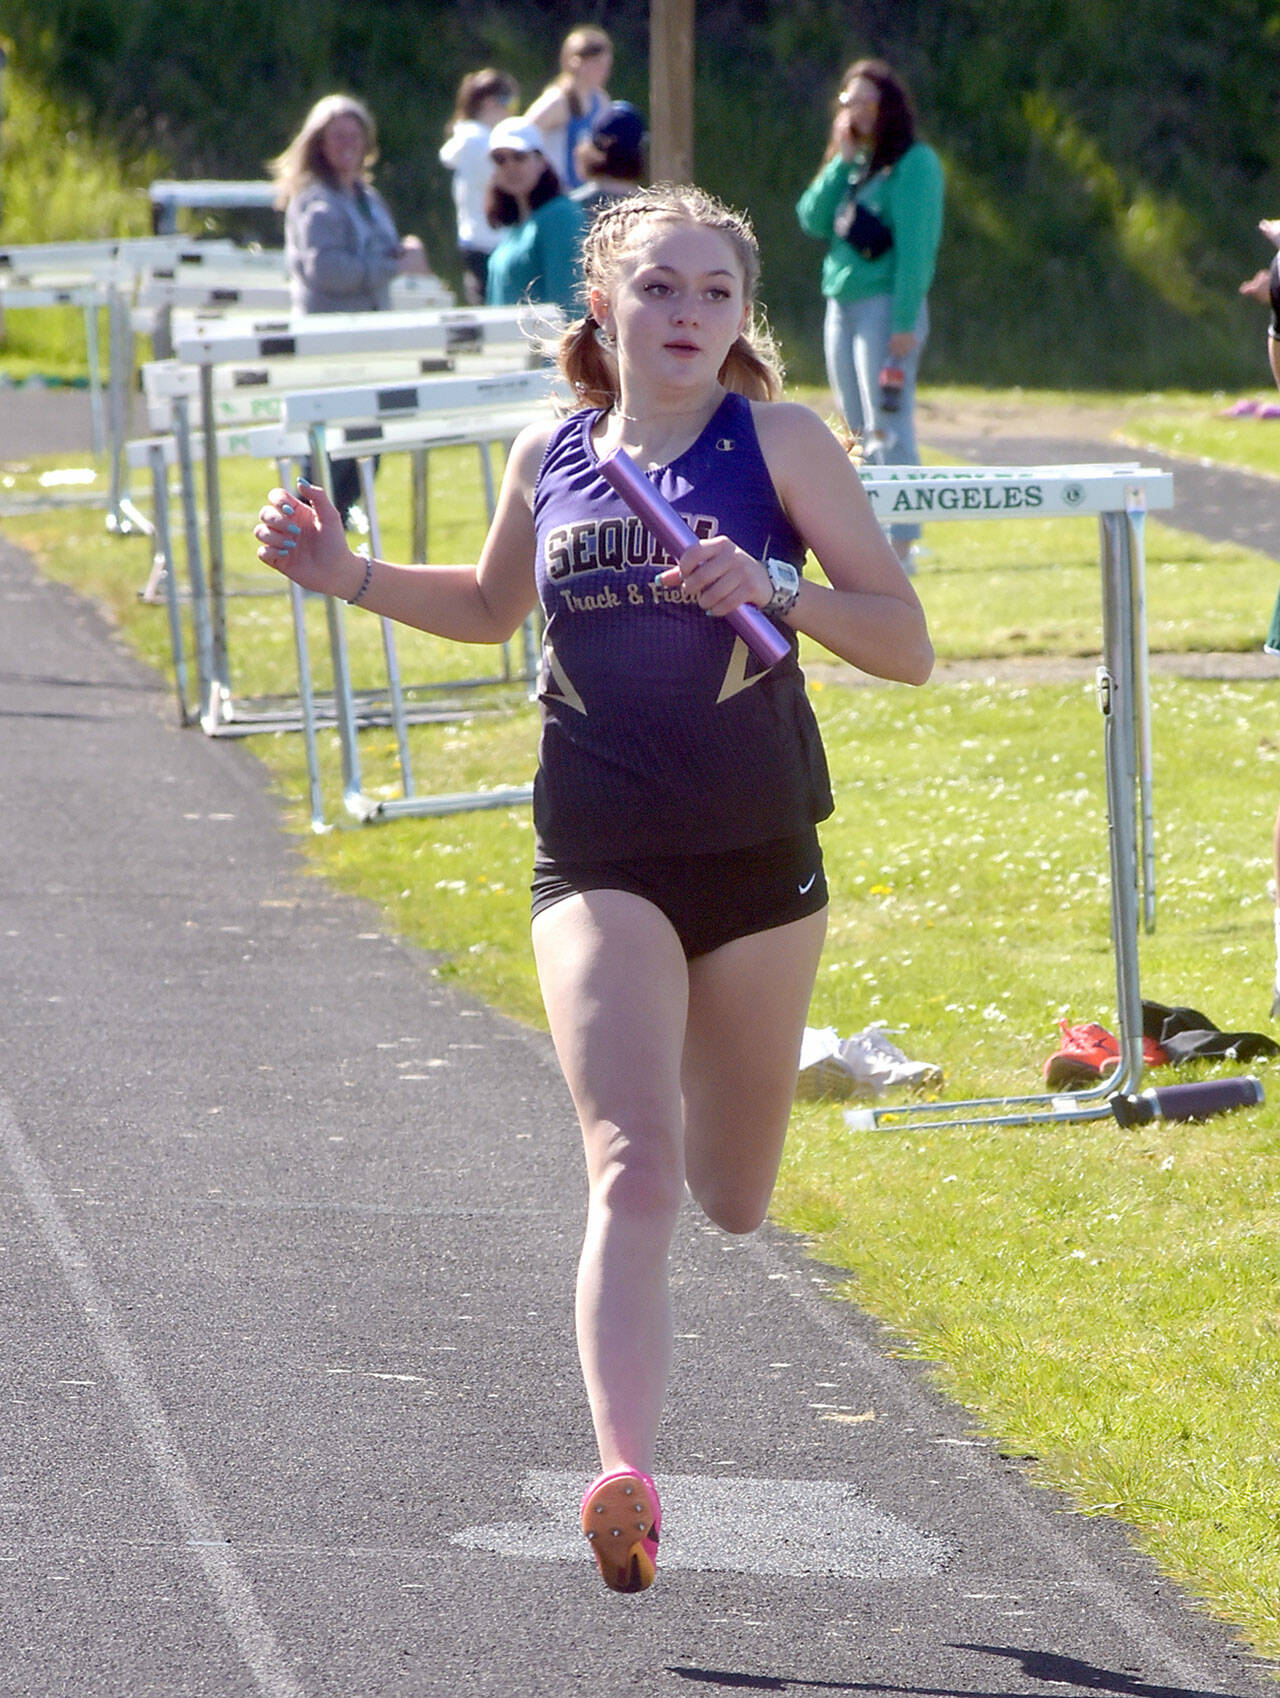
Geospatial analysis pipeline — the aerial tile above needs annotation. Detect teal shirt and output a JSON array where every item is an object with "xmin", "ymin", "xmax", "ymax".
[
  {"xmin": 485, "ymin": 195, "xmax": 584, "ymax": 316},
  {"xmin": 796, "ymin": 142, "xmax": 944, "ymax": 335}
]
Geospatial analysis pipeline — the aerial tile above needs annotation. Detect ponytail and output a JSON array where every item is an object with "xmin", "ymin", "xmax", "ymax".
[
  {"xmin": 718, "ymin": 329, "xmax": 783, "ymax": 402},
  {"xmin": 559, "ymin": 315, "xmax": 619, "ymax": 410}
]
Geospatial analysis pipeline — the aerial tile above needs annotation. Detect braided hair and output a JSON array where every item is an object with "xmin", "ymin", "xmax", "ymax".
[{"xmin": 558, "ymin": 183, "xmax": 784, "ymax": 409}]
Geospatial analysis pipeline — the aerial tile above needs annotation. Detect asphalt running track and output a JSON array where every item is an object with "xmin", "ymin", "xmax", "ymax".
[{"xmin": 0, "ymin": 394, "xmax": 1277, "ymax": 1694}]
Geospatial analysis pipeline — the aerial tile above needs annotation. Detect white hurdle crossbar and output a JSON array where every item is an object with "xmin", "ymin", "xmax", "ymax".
[
  {"xmin": 135, "ymin": 265, "xmax": 454, "ymax": 356},
  {"xmin": 148, "ymin": 179, "xmax": 280, "ymax": 233},
  {"xmin": 854, "ymin": 461, "xmax": 1173, "ymax": 1128}
]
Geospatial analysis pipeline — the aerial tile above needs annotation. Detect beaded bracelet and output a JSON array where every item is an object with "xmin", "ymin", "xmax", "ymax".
[{"xmin": 346, "ymin": 556, "xmax": 374, "ymax": 606}]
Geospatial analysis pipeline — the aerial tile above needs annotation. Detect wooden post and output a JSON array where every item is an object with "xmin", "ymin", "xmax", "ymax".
[{"xmin": 649, "ymin": 0, "xmax": 695, "ymax": 182}]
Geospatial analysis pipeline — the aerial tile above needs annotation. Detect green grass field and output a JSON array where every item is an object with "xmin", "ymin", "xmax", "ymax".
[{"xmin": 4, "ymin": 386, "xmax": 1280, "ymax": 1658}]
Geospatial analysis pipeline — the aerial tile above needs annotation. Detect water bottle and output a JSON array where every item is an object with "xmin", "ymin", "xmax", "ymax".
[{"xmin": 879, "ymin": 363, "xmax": 905, "ymax": 413}]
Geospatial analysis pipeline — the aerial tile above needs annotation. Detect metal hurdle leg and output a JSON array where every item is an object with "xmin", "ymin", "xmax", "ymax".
[
  {"xmin": 1098, "ymin": 506, "xmax": 1145, "ymax": 1098},
  {"xmin": 358, "ymin": 455, "xmax": 415, "ymax": 796},
  {"xmin": 148, "ymin": 442, "xmax": 195, "ymax": 726},
  {"xmin": 105, "ymin": 286, "xmax": 151, "ymax": 536},
  {"xmin": 291, "ymin": 576, "xmax": 326, "ymax": 833},
  {"xmin": 306, "ymin": 423, "xmax": 369, "ymax": 820},
  {"xmin": 199, "ymin": 362, "xmax": 231, "ymax": 713},
  {"xmin": 410, "ymin": 448, "xmax": 429, "ymax": 562},
  {"xmin": 273, "ymin": 454, "xmax": 328, "ymax": 833},
  {"xmin": 83, "ymin": 290, "xmax": 106, "ymax": 457},
  {"xmin": 170, "ymin": 393, "xmax": 217, "ymax": 725},
  {"xmin": 850, "ymin": 501, "xmax": 1147, "ymax": 1132},
  {"xmin": 1127, "ymin": 495, "xmax": 1157, "ymax": 933}
]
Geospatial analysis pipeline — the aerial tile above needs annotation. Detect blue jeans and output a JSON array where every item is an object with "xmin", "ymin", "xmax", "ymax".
[{"xmin": 823, "ymin": 293, "xmax": 929, "ymax": 545}]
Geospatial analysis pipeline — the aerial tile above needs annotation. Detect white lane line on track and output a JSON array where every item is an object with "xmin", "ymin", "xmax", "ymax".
[{"xmin": 0, "ymin": 1095, "xmax": 305, "ymax": 1698}]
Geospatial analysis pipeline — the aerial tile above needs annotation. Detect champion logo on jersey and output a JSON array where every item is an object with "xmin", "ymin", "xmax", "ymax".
[{"xmin": 715, "ymin": 437, "xmax": 735, "ymax": 451}]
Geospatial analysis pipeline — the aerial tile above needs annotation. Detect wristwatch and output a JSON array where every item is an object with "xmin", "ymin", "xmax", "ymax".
[{"xmin": 762, "ymin": 556, "xmax": 801, "ymax": 618}]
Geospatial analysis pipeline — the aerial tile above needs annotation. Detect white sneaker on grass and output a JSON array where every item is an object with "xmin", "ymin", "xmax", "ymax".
[{"xmin": 795, "ymin": 1023, "xmax": 943, "ymax": 1099}]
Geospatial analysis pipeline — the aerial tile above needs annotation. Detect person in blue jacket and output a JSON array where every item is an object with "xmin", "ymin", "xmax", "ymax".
[
  {"xmin": 484, "ymin": 117, "xmax": 583, "ymax": 316},
  {"xmin": 797, "ymin": 59, "xmax": 944, "ymax": 563}
]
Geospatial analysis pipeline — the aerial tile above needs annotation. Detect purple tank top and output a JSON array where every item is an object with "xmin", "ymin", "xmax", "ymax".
[{"xmin": 531, "ymin": 391, "xmax": 833, "ymax": 860}]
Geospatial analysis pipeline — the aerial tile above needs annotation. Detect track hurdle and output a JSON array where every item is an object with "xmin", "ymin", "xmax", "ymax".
[
  {"xmin": 166, "ymin": 305, "xmax": 561, "ymax": 717},
  {"xmin": 0, "ymin": 279, "xmax": 109, "ymax": 452},
  {"xmin": 852, "ymin": 461, "xmax": 1172, "ymax": 1128},
  {"xmin": 1, "ymin": 236, "xmax": 265, "ymax": 531},
  {"xmin": 148, "ymin": 178, "xmax": 280, "ymax": 235},
  {"xmin": 273, "ymin": 369, "xmax": 566, "ymax": 825},
  {"xmin": 139, "ymin": 337, "xmax": 543, "ymax": 437},
  {"xmin": 129, "ymin": 382, "xmax": 559, "ymax": 732},
  {"xmin": 129, "ymin": 369, "xmax": 561, "ymax": 824},
  {"xmin": 135, "ymin": 263, "xmax": 454, "ymax": 357}
]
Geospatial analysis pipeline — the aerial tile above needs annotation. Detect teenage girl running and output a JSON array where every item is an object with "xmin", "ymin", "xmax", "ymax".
[{"xmin": 253, "ymin": 183, "xmax": 933, "ymax": 1594}]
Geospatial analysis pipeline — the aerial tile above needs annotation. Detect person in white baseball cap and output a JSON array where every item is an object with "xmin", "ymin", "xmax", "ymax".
[
  {"xmin": 484, "ymin": 117, "xmax": 583, "ymax": 313},
  {"xmin": 487, "ymin": 116, "xmax": 545, "ymax": 160}
]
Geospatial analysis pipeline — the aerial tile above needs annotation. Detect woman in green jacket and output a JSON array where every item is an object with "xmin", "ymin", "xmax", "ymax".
[{"xmin": 797, "ymin": 59, "xmax": 943, "ymax": 561}]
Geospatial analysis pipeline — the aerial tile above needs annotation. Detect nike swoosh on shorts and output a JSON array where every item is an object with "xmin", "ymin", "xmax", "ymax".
[{"xmin": 798, "ymin": 871, "xmax": 817, "ymax": 896}]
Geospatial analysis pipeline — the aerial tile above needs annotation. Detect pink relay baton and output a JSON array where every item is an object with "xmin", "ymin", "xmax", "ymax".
[{"xmin": 597, "ymin": 446, "xmax": 791, "ymax": 669}]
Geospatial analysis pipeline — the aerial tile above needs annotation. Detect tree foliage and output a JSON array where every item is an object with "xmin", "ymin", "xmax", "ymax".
[{"xmin": 2, "ymin": 0, "xmax": 1279, "ymax": 386}]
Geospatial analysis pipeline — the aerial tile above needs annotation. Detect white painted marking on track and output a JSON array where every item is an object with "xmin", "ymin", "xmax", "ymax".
[
  {"xmin": 451, "ymin": 1470, "xmax": 949, "ymax": 1578},
  {"xmin": 0, "ymin": 1096, "xmax": 305, "ymax": 1698}
]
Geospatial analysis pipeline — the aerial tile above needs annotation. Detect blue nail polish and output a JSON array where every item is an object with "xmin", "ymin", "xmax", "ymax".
[
  {"xmin": 277, "ymin": 538, "xmax": 296, "ymax": 552},
  {"xmin": 280, "ymin": 501, "xmax": 295, "ymax": 516},
  {"xmin": 286, "ymin": 522, "xmax": 301, "ymax": 535}
]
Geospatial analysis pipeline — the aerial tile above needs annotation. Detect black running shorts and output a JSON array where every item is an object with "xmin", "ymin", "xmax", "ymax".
[{"xmin": 530, "ymin": 828, "xmax": 828, "ymax": 960}]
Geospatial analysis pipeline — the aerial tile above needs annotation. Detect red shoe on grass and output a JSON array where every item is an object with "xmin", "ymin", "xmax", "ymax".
[
  {"xmin": 1044, "ymin": 1019, "xmax": 1167, "ymax": 1089},
  {"xmin": 1044, "ymin": 1020, "xmax": 1121, "ymax": 1089}
]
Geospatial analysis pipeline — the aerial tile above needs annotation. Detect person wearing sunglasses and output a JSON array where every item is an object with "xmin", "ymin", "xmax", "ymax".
[
  {"xmin": 524, "ymin": 25, "xmax": 615, "ymax": 192},
  {"xmin": 484, "ymin": 117, "xmax": 584, "ymax": 315}
]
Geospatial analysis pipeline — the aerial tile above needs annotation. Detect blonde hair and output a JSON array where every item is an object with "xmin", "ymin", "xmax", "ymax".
[
  {"xmin": 560, "ymin": 24, "xmax": 611, "ymax": 74},
  {"xmin": 559, "ymin": 183, "xmax": 784, "ymax": 409},
  {"xmin": 269, "ymin": 94, "xmax": 377, "ymax": 208},
  {"xmin": 557, "ymin": 25, "xmax": 612, "ymax": 116}
]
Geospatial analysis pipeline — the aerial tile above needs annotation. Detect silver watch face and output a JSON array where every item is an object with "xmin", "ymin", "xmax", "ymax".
[{"xmin": 767, "ymin": 558, "xmax": 799, "ymax": 594}]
